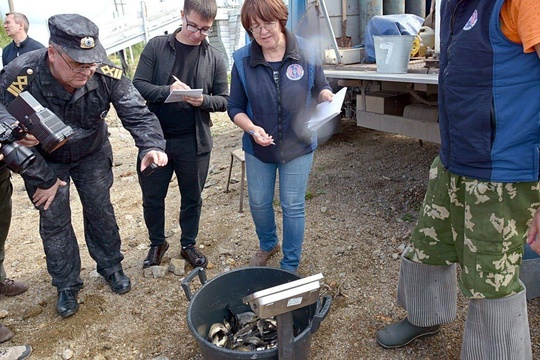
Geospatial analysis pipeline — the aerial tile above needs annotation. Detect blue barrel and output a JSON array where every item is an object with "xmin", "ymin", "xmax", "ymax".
[
  {"xmin": 359, "ymin": 0, "xmax": 383, "ymax": 46},
  {"xmin": 286, "ymin": 1, "xmax": 307, "ymax": 33},
  {"xmin": 383, "ymin": 0, "xmax": 405, "ymax": 15}
]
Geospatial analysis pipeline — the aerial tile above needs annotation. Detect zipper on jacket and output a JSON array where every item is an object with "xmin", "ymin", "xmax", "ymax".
[
  {"xmin": 272, "ymin": 70, "xmax": 285, "ymax": 162},
  {"xmin": 446, "ymin": 0, "xmax": 466, "ymax": 168}
]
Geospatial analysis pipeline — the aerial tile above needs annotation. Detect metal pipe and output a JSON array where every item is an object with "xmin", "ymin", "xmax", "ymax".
[
  {"xmin": 383, "ymin": 0, "xmax": 405, "ymax": 15},
  {"xmin": 319, "ymin": 0, "xmax": 341, "ymax": 63},
  {"xmin": 359, "ymin": 0, "xmax": 383, "ymax": 45},
  {"xmin": 405, "ymin": 0, "xmax": 426, "ymax": 17}
]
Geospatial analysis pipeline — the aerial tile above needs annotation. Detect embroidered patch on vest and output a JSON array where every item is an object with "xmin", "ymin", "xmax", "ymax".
[
  {"xmin": 463, "ymin": 10, "xmax": 478, "ymax": 31},
  {"xmin": 286, "ymin": 64, "xmax": 304, "ymax": 81}
]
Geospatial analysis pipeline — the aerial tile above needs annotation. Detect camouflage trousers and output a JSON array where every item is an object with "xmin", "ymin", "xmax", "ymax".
[{"xmin": 404, "ymin": 157, "xmax": 540, "ymax": 299}]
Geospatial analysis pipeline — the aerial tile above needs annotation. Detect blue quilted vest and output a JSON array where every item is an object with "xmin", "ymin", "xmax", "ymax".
[
  {"xmin": 439, "ymin": 0, "xmax": 540, "ymax": 182},
  {"xmin": 232, "ymin": 34, "xmax": 317, "ymax": 163}
]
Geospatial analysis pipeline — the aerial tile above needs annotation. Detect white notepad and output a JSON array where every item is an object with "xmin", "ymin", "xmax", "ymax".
[
  {"xmin": 307, "ymin": 87, "xmax": 347, "ymax": 131},
  {"xmin": 164, "ymin": 89, "xmax": 203, "ymax": 103}
]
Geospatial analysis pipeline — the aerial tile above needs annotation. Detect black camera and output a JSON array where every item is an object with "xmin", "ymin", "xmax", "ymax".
[{"xmin": 0, "ymin": 91, "xmax": 74, "ymax": 173}]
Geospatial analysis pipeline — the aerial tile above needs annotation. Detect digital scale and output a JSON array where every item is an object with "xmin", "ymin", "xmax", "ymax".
[{"xmin": 243, "ymin": 273, "xmax": 324, "ymax": 359}]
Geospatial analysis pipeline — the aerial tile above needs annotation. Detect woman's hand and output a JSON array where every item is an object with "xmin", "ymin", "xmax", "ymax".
[
  {"xmin": 248, "ymin": 126, "xmax": 275, "ymax": 147},
  {"xmin": 318, "ymin": 89, "xmax": 334, "ymax": 103}
]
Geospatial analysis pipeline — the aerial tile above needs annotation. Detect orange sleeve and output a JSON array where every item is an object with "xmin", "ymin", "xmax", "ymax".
[{"xmin": 500, "ymin": 0, "xmax": 540, "ymax": 53}]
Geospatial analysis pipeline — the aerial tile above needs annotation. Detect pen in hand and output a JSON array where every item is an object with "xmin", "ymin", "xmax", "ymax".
[
  {"xmin": 171, "ymin": 75, "xmax": 181, "ymax": 83},
  {"xmin": 248, "ymin": 130, "xmax": 276, "ymax": 145}
]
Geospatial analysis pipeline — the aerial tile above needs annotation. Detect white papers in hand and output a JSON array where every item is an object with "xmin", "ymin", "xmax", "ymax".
[
  {"xmin": 164, "ymin": 89, "xmax": 203, "ymax": 103},
  {"xmin": 307, "ymin": 87, "xmax": 347, "ymax": 131}
]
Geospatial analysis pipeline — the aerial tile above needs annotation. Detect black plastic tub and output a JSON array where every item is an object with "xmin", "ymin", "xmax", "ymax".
[{"xmin": 181, "ymin": 267, "xmax": 331, "ymax": 360}]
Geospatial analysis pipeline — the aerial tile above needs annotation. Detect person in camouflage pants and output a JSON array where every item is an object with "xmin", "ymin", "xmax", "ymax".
[
  {"xmin": 405, "ymin": 156, "xmax": 533, "ymax": 300},
  {"xmin": 377, "ymin": 1, "xmax": 540, "ymax": 358},
  {"xmin": 377, "ymin": 156, "xmax": 537, "ymax": 359}
]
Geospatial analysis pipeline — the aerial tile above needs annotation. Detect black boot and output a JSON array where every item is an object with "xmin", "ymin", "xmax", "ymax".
[
  {"xmin": 105, "ymin": 270, "xmax": 131, "ymax": 294},
  {"xmin": 57, "ymin": 290, "xmax": 79, "ymax": 318}
]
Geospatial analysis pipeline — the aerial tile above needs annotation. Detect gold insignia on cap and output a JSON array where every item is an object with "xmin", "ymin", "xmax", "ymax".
[{"xmin": 80, "ymin": 37, "xmax": 95, "ymax": 49}]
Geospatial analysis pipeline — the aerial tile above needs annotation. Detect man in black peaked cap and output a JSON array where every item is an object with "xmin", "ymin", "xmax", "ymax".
[{"xmin": 0, "ymin": 14, "xmax": 167, "ymax": 318}]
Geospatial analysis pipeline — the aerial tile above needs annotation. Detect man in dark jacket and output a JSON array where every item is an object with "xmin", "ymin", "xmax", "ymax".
[
  {"xmin": 0, "ymin": 14, "xmax": 168, "ymax": 318},
  {"xmin": 133, "ymin": 0, "xmax": 228, "ymax": 269},
  {"xmin": 2, "ymin": 12, "xmax": 44, "ymax": 66}
]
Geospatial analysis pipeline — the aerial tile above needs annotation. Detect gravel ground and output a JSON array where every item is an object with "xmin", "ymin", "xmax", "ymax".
[{"xmin": 2, "ymin": 112, "xmax": 540, "ymax": 359}]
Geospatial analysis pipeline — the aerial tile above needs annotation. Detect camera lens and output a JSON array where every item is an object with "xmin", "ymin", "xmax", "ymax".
[{"xmin": 1, "ymin": 142, "xmax": 36, "ymax": 174}]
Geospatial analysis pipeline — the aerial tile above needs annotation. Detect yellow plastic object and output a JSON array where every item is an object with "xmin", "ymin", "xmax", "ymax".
[{"xmin": 411, "ymin": 36, "xmax": 421, "ymax": 57}]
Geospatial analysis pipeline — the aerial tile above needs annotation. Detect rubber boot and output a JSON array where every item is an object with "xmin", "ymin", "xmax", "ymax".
[
  {"xmin": 377, "ymin": 255, "xmax": 457, "ymax": 348},
  {"xmin": 461, "ymin": 289, "xmax": 532, "ymax": 360}
]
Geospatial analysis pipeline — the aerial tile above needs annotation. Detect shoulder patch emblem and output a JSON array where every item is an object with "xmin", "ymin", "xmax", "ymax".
[
  {"xmin": 463, "ymin": 10, "xmax": 478, "ymax": 31},
  {"xmin": 7, "ymin": 67, "xmax": 35, "ymax": 97},
  {"xmin": 96, "ymin": 64, "xmax": 123, "ymax": 80}
]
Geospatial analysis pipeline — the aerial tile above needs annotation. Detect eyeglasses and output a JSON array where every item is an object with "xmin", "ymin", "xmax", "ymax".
[
  {"xmin": 184, "ymin": 14, "xmax": 213, "ymax": 36},
  {"xmin": 249, "ymin": 21, "xmax": 277, "ymax": 34},
  {"xmin": 53, "ymin": 46, "xmax": 99, "ymax": 73}
]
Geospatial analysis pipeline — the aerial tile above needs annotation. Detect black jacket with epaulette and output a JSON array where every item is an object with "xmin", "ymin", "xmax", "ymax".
[{"xmin": 0, "ymin": 48, "xmax": 166, "ymax": 189}]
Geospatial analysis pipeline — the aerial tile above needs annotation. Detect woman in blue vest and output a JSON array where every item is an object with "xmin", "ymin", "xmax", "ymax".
[{"xmin": 227, "ymin": 0, "xmax": 333, "ymax": 274}]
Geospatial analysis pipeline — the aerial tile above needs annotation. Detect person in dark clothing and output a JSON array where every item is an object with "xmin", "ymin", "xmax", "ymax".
[
  {"xmin": 0, "ymin": 143, "xmax": 36, "ymax": 342},
  {"xmin": 2, "ymin": 12, "xmax": 44, "ymax": 66},
  {"xmin": 0, "ymin": 14, "xmax": 168, "ymax": 318},
  {"xmin": 0, "ymin": 12, "xmax": 42, "ymax": 343},
  {"xmin": 133, "ymin": 0, "xmax": 228, "ymax": 269}
]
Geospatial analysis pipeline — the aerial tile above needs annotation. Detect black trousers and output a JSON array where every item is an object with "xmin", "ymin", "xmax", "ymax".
[
  {"xmin": 137, "ymin": 136, "xmax": 210, "ymax": 248},
  {"xmin": 0, "ymin": 168, "xmax": 12, "ymax": 282},
  {"xmin": 24, "ymin": 142, "xmax": 124, "ymax": 291}
]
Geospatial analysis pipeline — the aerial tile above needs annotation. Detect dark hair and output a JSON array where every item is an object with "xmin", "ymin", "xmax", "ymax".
[
  {"xmin": 240, "ymin": 0, "xmax": 288, "ymax": 37},
  {"xmin": 184, "ymin": 0, "xmax": 218, "ymax": 22},
  {"xmin": 5, "ymin": 12, "xmax": 29, "ymax": 33}
]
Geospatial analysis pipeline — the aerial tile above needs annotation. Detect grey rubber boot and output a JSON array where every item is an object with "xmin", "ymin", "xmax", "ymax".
[
  {"xmin": 377, "ymin": 317, "xmax": 441, "ymax": 348},
  {"xmin": 377, "ymin": 255, "xmax": 457, "ymax": 348},
  {"xmin": 461, "ymin": 289, "xmax": 532, "ymax": 360}
]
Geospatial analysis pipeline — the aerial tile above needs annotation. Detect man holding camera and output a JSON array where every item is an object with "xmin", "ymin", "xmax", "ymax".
[{"xmin": 0, "ymin": 14, "xmax": 167, "ymax": 318}]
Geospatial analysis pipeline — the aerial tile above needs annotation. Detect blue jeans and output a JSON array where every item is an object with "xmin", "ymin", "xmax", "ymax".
[{"xmin": 245, "ymin": 151, "xmax": 314, "ymax": 271}]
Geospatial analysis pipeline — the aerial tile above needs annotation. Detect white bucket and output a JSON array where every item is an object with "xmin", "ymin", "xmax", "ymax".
[{"xmin": 373, "ymin": 35, "xmax": 415, "ymax": 74}]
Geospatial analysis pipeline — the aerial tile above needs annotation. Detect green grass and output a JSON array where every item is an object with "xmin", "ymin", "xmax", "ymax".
[
  {"xmin": 401, "ymin": 213, "xmax": 416, "ymax": 222},
  {"xmin": 0, "ymin": 17, "xmax": 12, "ymax": 47}
]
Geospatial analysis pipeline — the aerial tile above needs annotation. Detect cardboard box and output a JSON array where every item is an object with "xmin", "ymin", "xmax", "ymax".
[{"xmin": 364, "ymin": 91, "xmax": 410, "ymax": 116}]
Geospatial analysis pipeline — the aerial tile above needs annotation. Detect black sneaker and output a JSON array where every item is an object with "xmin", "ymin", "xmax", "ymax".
[{"xmin": 181, "ymin": 245, "xmax": 208, "ymax": 268}]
